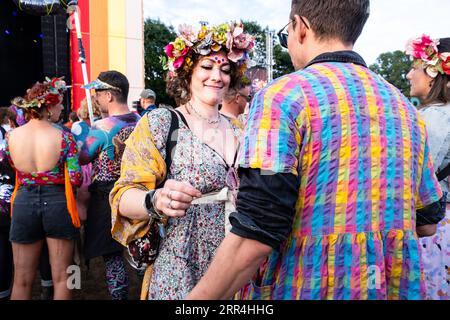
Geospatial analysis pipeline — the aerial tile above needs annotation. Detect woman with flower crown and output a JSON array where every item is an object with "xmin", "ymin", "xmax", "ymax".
[
  {"xmin": 406, "ymin": 35, "xmax": 450, "ymax": 300},
  {"xmin": 110, "ymin": 21, "xmax": 254, "ymax": 299},
  {"xmin": 6, "ymin": 78, "xmax": 82, "ymax": 300}
]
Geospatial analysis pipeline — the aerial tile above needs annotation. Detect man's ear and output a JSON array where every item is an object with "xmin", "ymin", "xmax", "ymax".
[
  {"xmin": 292, "ymin": 14, "xmax": 309, "ymax": 44},
  {"xmin": 106, "ymin": 91, "xmax": 114, "ymax": 103}
]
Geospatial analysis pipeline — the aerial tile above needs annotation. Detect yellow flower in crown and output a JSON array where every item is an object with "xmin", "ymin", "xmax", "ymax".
[
  {"xmin": 211, "ymin": 43, "xmax": 222, "ymax": 52},
  {"xmin": 183, "ymin": 56, "xmax": 194, "ymax": 72},
  {"xmin": 185, "ymin": 56, "xmax": 193, "ymax": 68},
  {"xmin": 173, "ymin": 38, "xmax": 186, "ymax": 53},
  {"xmin": 198, "ymin": 25, "xmax": 208, "ymax": 41},
  {"xmin": 212, "ymin": 23, "xmax": 230, "ymax": 44}
]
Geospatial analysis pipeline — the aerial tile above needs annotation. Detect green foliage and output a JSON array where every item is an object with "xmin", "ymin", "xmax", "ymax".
[
  {"xmin": 369, "ymin": 50, "xmax": 412, "ymax": 97},
  {"xmin": 273, "ymin": 44, "xmax": 294, "ymax": 78},
  {"xmin": 144, "ymin": 18, "xmax": 176, "ymax": 105}
]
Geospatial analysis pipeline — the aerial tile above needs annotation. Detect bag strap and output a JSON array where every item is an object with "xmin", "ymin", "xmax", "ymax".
[
  {"xmin": 437, "ymin": 163, "xmax": 450, "ymax": 182},
  {"xmin": 162, "ymin": 109, "xmax": 180, "ymax": 182}
]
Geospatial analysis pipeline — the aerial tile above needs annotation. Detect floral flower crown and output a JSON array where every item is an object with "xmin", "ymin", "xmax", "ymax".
[
  {"xmin": 12, "ymin": 77, "xmax": 67, "ymax": 109},
  {"xmin": 161, "ymin": 21, "xmax": 255, "ymax": 75},
  {"xmin": 406, "ymin": 35, "xmax": 450, "ymax": 78}
]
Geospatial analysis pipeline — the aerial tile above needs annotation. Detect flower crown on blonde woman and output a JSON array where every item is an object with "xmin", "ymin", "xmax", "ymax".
[
  {"xmin": 12, "ymin": 77, "xmax": 68, "ymax": 110},
  {"xmin": 161, "ymin": 21, "xmax": 255, "ymax": 76},
  {"xmin": 406, "ymin": 35, "xmax": 450, "ymax": 78}
]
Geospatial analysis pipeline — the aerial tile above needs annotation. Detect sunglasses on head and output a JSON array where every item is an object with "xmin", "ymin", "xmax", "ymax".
[{"xmin": 277, "ymin": 16, "xmax": 309, "ymax": 49}]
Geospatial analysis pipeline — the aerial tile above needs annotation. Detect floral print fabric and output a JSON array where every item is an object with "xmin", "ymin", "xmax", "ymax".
[
  {"xmin": 418, "ymin": 103, "xmax": 450, "ymax": 300},
  {"xmin": 419, "ymin": 209, "xmax": 450, "ymax": 300},
  {"xmin": 5, "ymin": 129, "xmax": 82, "ymax": 187}
]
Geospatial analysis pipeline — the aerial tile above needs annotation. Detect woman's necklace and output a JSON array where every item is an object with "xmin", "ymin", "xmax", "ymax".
[{"xmin": 188, "ymin": 102, "xmax": 220, "ymax": 126}]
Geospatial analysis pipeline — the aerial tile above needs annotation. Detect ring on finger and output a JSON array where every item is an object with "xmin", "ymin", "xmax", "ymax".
[
  {"xmin": 167, "ymin": 199, "xmax": 173, "ymax": 209},
  {"xmin": 168, "ymin": 190, "xmax": 173, "ymax": 200}
]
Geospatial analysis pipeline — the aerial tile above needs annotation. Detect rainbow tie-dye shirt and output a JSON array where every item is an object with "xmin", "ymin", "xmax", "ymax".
[{"xmin": 237, "ymin": 59, "xmax": 442, "ymax": 300}]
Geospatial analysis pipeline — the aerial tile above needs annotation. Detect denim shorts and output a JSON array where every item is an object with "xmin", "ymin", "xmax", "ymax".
[{"xmin": 9, "ymin": 185, "xmax": 79, "ymax": 244}]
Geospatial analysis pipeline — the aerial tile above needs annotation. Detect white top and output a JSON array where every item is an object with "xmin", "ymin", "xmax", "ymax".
[{"xmin": 419, "ymin": 102, "xmax": 450, "ymax": 200}]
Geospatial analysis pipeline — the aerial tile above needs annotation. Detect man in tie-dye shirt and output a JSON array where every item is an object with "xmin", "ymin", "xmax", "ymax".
[
  {"xmin": 188, "ymin": 0, "xmax": 444, "ymax": 300},
  {"xmin": 80, "ymin": 71, "xmax": 140, "ymax": 300}
]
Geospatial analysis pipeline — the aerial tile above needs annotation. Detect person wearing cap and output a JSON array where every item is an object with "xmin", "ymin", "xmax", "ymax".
[
  {"xmin": 80, "ymin": 70, "xmax": 140, "ymax": 300},
  {"xmin": 406, "ymin": 35, "xmax": 450, "ymax": 300},
  {"xmin": 139, "ymin": 89, "xmax": 157, "ymax": 116}
]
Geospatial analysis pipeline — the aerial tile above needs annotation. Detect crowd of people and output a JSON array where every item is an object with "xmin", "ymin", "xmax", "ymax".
[{"xmin": 0, "ymin": 0, "xmax": 449, "ymax": 300}]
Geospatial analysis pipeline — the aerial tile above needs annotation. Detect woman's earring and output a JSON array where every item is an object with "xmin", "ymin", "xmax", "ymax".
[{"xmin": 47, "ymin": 110, "xmax": 53, "ymax": 120}]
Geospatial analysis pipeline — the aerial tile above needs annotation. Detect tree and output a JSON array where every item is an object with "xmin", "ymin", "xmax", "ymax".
[
  {"xmin": 144, "ymin": 19, "xmax": 176, "ymax": 105},
  {"xmin": 369, "ymin": 50, "xmax": 412, "ymax": 97},
  {"xmin": 273, "ymin": 44, "xmax": 294, "ymax": 78}
]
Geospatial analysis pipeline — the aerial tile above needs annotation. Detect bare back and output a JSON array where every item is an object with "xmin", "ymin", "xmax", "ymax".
[{"xmin": 8, "ymin": 122, "xmax": 63, "ymax": 173}]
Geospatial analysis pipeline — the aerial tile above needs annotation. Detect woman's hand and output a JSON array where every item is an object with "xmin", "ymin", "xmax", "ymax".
[{"xmin": 154, "ymin": 179, "xmax": 202, "ymax": 217}]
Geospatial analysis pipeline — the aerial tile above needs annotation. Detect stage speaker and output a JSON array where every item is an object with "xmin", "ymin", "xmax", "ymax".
[
  {"xmin": 0, "ymin": 1, "xmax": 43, "ymax": 106},
  {"xmin": 1, "ymin": 1, "xmax": 71, "ymax": 120},
  {"xmin": 41, "ymin": 14, "xmax": 72, "ymax": 117}
]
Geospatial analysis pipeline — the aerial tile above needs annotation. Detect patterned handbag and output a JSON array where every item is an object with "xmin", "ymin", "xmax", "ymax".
[{"xmin": 126, "ymin": 218, "xmax": 163, "ymax": 268}]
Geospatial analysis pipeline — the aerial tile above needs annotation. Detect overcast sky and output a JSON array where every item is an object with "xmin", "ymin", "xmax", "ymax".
[{"xmin": 144, "ymin": 0, "xmax": 450, "ymax": 65}]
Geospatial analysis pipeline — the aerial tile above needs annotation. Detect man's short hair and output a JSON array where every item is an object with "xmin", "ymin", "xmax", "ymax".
[
  {"xmin": 291, "ymin": 0, "xmax": 370, "ymax": 45},
  {"xmin": 224, "ymin": 76, "xmax": 252, "ymax": 101},
  {"xmin": 97, "ymin": 70, "xmax": 129, "ymax": 104}
]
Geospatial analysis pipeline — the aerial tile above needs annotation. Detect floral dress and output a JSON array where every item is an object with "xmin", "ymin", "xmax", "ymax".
[
  {"xmin": 110, "ymin": 108, "xmax": 241, "ymax": 300},
  {"xmin": 418, "ymin": 103, "xmax": 450, "ymax": 300}
]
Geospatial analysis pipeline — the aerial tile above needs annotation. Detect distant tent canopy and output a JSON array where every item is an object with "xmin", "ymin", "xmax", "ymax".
[{"xmin": 11, "ymin": 0, "xmax": 69, "ymax": 16}]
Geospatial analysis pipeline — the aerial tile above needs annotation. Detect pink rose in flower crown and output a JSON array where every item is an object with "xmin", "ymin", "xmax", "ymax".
[
  {"xmin": 406, "ymin": 35, "xmax": 439, "ymax": 62},
  {"xmin": 172, "ymin": 56, "xmax": 185, "ymax": 70},
  {"xmin": 164, "ymin": 43, "xmax": 175, "ymax": 59},
  {"xmin": 441, "ymin": 53, "xmax": 450, "ymax": 75},
  {"xmin": 180, "ymin": 46, "xmax": 189, "ymax": 57}
]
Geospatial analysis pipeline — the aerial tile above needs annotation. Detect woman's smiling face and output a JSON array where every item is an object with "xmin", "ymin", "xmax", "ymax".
[{"xmin": 189, "ymin": 51, "xmax": 231, "ymax": 106}]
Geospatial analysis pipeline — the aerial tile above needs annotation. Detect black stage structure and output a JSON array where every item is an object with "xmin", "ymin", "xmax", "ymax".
[{"xmin": 0, "ymin": 0, "xmax": 72, "ymax": 118}]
